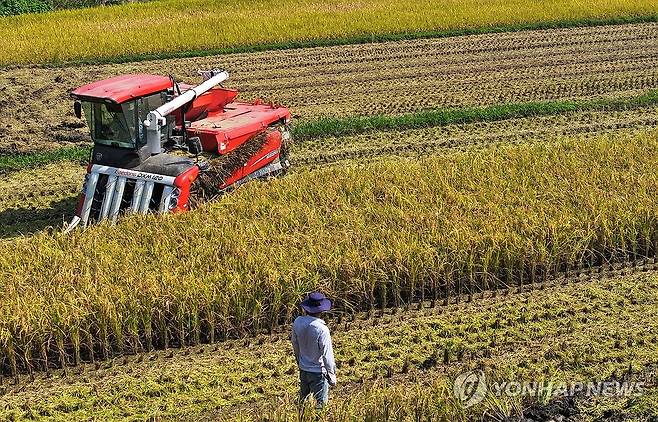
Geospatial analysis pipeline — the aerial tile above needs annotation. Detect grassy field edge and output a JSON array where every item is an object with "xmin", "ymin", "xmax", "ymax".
[
  {"xmin": 18, "ymin": 13, "xmax": 658, "ymax": 68},
  {"xmin": 4, "ymin": 89, "xmax": 657, "ymax": 173},
  {"xmin": 293, "ymin": 90, "xmax": 658, "ymax": 141},
  {"xmin": 0, "ymin": 146, "xmax": 89, "ymax": 174}
]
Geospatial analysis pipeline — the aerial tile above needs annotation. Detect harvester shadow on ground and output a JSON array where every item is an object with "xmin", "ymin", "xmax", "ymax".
[{"xmin": 0, "ymin": 195, "xmax": 77, "ymax": 238}]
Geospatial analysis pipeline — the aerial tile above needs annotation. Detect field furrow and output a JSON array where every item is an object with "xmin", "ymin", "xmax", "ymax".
[{"xmin": 2, "ymin": 22, "xmax": 657, "ymax": 153}]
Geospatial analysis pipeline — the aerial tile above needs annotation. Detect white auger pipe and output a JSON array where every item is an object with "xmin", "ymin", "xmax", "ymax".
[{"xmin": 143, "ymin": 70, "xmax": 229, "ymax": 155}]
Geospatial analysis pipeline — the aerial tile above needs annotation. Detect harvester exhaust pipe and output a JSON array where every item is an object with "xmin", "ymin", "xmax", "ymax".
[{"xmin": 144, "ymin": 70, "xmax": 229, "ymax": 155}]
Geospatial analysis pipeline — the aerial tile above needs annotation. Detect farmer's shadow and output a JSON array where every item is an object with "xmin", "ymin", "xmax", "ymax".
[{"xmin": 0, "ymin": 195, "xmax": 77, "ymax": 238}]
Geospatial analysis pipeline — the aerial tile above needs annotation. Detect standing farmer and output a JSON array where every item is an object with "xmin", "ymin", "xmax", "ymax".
[{"xmin": 291, "ymin": 292, "xmax": 337, "ymax": 409}]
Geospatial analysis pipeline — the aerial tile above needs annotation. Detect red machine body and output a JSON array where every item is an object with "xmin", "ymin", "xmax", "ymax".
[{"xmin": 68, "ymin": 72, "xmax": 291, "ymax": 228}]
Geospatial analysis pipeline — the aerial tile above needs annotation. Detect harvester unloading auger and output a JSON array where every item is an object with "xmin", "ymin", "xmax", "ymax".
[{"xmin": 65, "ymin": 70, "xmax": 292, "ymax": 231}]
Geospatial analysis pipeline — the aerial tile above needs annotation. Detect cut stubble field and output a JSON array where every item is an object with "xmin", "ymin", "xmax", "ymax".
[
  {"xmin": 2, "ymin": 22, "xmax": 657, "ymax": 154},
  {"xmin": 292, "ymin": 106, "xmax": 658, "ymax": 167}
]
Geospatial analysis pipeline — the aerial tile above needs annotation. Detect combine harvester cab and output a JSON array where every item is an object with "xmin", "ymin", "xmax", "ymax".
[{"xmin": 66, "ymin": 70, "xmax": 291, "ymax": 231}]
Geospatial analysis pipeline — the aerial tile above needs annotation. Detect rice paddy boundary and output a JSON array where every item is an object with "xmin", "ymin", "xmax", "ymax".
[
  {"xmin": 3, "ymin": 89, "xmax": 657, "ymax": 174},
  {"xmin": 20, "ymin": 14, "xmax": 658, "ymax": 68}
]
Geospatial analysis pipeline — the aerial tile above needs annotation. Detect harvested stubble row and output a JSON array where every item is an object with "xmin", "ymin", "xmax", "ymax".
[
  {"xmin": 3, "ymin": 22, "xmax": 658, "ymax": 153},
  {"xmin": 292, "ymin": 106, "xmax": 658, "ymax": 167},
  {"xmin": 217, "ymin": 271, "xmax": 658, "ymax": 421},
  {"xmin": 1, "ymin": 130, "xmax": 658, "ymax": 375},
  {"xmin": 0, "ymin": 162, "xmax": 82, "ymax": 238}
]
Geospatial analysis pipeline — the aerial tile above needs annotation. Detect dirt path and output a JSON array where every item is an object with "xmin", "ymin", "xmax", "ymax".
[{"xmin": 1, "ymin": 22, "xmax": 657, "ymax": 153}]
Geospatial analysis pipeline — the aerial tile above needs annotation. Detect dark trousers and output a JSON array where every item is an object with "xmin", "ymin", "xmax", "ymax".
[{"xmin": 299, "ymin": 370, "xmax": 329, "ymax": 408}]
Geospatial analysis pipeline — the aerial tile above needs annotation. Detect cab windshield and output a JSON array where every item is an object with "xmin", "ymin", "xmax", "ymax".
[
  {"xmin": 83, "ymin": 101, "xmax": 136, "ymax": 149},
  {"xmin": 82, "ymin": 93, "xmax": 166, "ymax": 149}
]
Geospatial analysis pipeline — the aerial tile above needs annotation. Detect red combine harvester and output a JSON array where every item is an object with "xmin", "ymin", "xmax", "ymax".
[{"xmin": 65, "ymin": 70, "xmax": 291, "ymax": 231}]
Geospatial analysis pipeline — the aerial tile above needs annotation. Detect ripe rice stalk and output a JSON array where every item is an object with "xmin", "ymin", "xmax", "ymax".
[
  {"xmin": 18, "ymin": 344, "xmax": 34, "ymax": 381},
  {"xmin": 84, "ymin": 325, "xmax": 95, "ymax": 363},
  {"xmin": 99, "ymin": 324, "xmax": 110, "ymax": 360},
  {"xmin": 70, "ymin": 325, "xmax": 81, "ymax": 366},
  {"xmin": 378, "ymin": 280, "xmax": 387, "ymax": 311},
  {"xmin": 55, "ymin": 333, "xmax": 66, "ymax": 373},
  {"xmin": 443, "ymin": 269, "xmax": 452, "ymax": 306},
  {"xmin": 189, "ymin": 131, "xmax": 269, "ymax": 206},
  {"xmin": 39, "ymin": 340, "xmax": 49, "ymax": 373},
  {"xmin": 1, "ymin": 130, "xmax": 658, "ymax": 370},
  {"xmin": 178, "ymin": 316, "xmax": 186, "ymax": 348},
  {"xmin": 1, "ymin": 1, "xmax": 658, "ymax": 66}
]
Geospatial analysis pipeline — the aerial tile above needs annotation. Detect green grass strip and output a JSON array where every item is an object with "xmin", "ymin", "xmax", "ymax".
[
  {"xmin": 0, "ymin": 145, "xmax": 89, "ymax": 174},
  {"xmin": 33, "ymin": 14, "xmax": 658, "ymax": 68},
  {"xmin": 3, "ymin": 89, "xmax": 657, "ymax": 173},
  {"xmin": 292, "ymin": 90, "xmax": 658, "ymax": 141}
]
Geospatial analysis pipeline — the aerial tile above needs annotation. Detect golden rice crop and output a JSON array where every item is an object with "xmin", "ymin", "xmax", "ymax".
[
  {"xmin": 0, "ymin": 0, "xmax": 657, "ymax": 65},
  {"xmin": 1, "ymin": 271, "xmax": 656, "ymax": 419},
  {"xmin": 0, "ymin": 130, "xmax": 657, "ymax": 375}
]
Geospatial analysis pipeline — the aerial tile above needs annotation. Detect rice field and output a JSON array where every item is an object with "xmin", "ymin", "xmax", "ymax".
[
  {"xmin": 1, "ymin": 270, "xmax": 657, "ymax": 420},
  {"xmin": 2, "ymin": 6, "xmax": 658, "ymax": 420},
  {"xmin": 0, "ymin": 0, "xmax": 657, "ymax": 65},
  {"xmin": 2, "ymin": 105, "xmax": 657, "ymax": 239},
  {"xmin": 3, "ymin": 21, "xmax": 658, "ymax": 154},
  {"xmin": 1, "ymin": 131, "xmax": 658, "ymax": 381}
]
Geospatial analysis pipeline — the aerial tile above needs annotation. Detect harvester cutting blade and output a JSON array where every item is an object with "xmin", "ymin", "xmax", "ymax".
[{"xmin": 63, "ymin": 216, "xmax": 82, "ymax": 234}]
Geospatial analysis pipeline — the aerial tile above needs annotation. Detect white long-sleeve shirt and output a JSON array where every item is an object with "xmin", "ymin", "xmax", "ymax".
[{"xmin": 291, "ymin": 315, "xmax": 337, "ymax": 384}]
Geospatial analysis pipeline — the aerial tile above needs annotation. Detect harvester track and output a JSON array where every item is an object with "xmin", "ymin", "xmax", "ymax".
[{"xmin": 1, "ymin": 22, "xmax": 657, "ymax": 153}]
